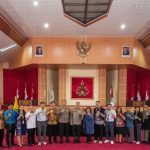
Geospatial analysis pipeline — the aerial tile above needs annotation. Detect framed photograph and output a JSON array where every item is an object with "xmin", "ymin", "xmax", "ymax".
[
  {"xmin": 35, "ymin": 45, "xmax": 44, "ymax": 56},
  {"xmin": 71, "ymin": 77, "xmax": 94, "ymax": 99},
  {"xmin": 122, "ymin": 46, "xmax": 131, "ymax": 57}
]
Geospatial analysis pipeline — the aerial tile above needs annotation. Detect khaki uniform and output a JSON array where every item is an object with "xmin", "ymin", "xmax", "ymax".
[
  {"xmin": 58, "ymin": 107, "xmax": 70, "ymax": 123},
  {"xmin": 70, "ymin": 108, "xmax": 84, "ymax": 143},
  {"xmin": 70, "ymin": 108, "xmax": 83, "ymax": 125},
  {"xmin": 58, "ymin": 106, "xmax": 70, "ymax": 143}
]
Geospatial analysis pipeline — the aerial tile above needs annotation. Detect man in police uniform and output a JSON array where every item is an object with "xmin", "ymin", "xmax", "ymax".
[
  {"xmin": 70, "ymin": 102, "xmax": 83, "ymax": 143},
  {"xmin": 58, "ymin": 100, "xmax": 70, "ymax": 144}
]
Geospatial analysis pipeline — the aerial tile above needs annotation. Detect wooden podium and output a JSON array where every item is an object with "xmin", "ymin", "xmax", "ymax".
[
  {"xmin": 127, "ymin": 100, "xmax": 150, "ymax": 107},
  {"xmin": 133, "ymin": 101, "xmax": 145, "ymax": 107},
  {"xmin": 19, "ymin": 99, "xmax": 38, "ymax": 106}
]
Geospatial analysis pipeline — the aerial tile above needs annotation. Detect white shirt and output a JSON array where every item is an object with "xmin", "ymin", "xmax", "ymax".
[
  {"xmin": 35, "ymin": 108, "xmax": 47, "ymax": 122},
  {"xmin": 25, "ymin": 111, "xmax": 36, "ymax": 129},
  {"xmin": 105, "ymin": 109, "xmax": 116, "ymax": 122}
]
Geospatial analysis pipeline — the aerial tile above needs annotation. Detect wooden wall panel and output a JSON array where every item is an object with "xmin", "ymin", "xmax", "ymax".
[
  {"xmin": 99, "ymin": 67, "xmax": 106, "ymax": 106},
  {"xmin": 133, "ymin": 39, "xmax": 150, "ymax": 69},
  {"xmin": 31, "ymin": 37, "xmax": 134, "ymax": 65},
  {"xmin": 38, "ymin": 65, "xmax": 47, "ymax": 104},
  {"xmin": 9, "ymin": 37, "xmax": 150, "ymax": 70},
  {"xmin": 58, "ymin": 66, "xmax": 66, "ymax": 105},
  {"xmin": 118, "ymin": 67, "xmax": 127, "ymax": 106},
  {"xmin": 10, "ymin": 39, "xmax": 32, "ymax": 69}
]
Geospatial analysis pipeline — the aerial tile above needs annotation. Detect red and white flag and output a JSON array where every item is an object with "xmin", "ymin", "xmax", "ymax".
[
  {"xmin": 31, "ymin": 84, "xmax": 34, "ymax": 100},
  {"xmin": 110, "ymin": 85, "xmax": 113, "ymax": 99},
  {"xmin": 50, "ymin": 87, "xmax": 54, "ymax": 102},
  {"xmin": 109, "ymin": 85, "xmax": 114, "ymax": 106},
  {"xmin": 24, "ymin": 83, "xmax": 28, "ymax": 100},
  {"xmin": 145, "ymin": 84, "xmax": 149, "ymax": 101},
  {"xmin": 137, "ymin": 84, "xmax": 141, "ymax": 101},
  {"xmin": 131, "ymin": 84, "xmax": 135, "ymax": 101},
  {"xmin": 16, "ymin": 88, "xmax": 19, "ymax": 99}
]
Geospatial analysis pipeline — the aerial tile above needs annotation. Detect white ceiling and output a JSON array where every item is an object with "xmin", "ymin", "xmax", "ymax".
[
  {"xmin": 0, "ymin": 0, "xmax": 150, "ymax": 38},
  {"xmin": 0, "ymin": 31, "xmax": 20, "ymax": 62}
]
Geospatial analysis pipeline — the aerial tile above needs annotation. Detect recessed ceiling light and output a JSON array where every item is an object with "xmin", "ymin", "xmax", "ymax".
[
  {"xmin": 44, "ymin": 23, "xmax": 49, "ymax": 28},
  {"xmin": 33, "ymin": 1, "xmax": 39, "ymax": 6},
  {"xmin": 120, "ymin": 24, "xmax": 126, "ymax": 30},
  {"xmin": 0, "ymin": 44, "xmax": 17, "ymax": 52},
  {"xmin": 135, "ymin": 3, "xmax": 140, "ymax": 8}
]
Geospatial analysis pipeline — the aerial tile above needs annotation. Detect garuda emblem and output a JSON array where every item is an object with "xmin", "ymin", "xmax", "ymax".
[{"xmin": 76, "ymin": 41, "xmax": 92, "ymax": 58}]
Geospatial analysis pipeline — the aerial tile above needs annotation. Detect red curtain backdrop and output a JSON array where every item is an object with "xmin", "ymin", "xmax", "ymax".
[
  {"xmin": 3, "ymin": 66, "xmax": 38, "ymax": 104},
  {"xmin": 127, "ymin": 69, "xmax": 150, "ymax": 101},
  {"xmin": 71, "ymin": 77, "xmax": 93, "ymax": 99}
]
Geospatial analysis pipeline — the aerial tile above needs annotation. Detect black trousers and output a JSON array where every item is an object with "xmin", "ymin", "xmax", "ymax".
[
  {"xmin": 0, "ymin": 129, "xmax": 4, "ymax": 146},
  {"xmin": 27, "ymin": 128, "xmax": 35, "ymax": 145},
  {"xmin": 5, "ymin": 124, "xmax": 16, "ymax": 146},
  {"xmin": 87, "ymin": 134, "xmax": 92, "ymax": 142},
  {"xmin": 47, "ymin": 124, "xmax": 58, "ymax": 142},
  {"xmin": 72, "ymin": 125, "xmax": 81, "ymax": 141},
  {"xmin": 94, "ymin": 124, "xmax": 103, "ymax": 141},
  {"xmin": 59, "ymin": 123, "xmax": 69, "ymax": 142}
]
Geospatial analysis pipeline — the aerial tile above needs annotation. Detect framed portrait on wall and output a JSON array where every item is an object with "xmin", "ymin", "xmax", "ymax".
[
  {"xmin": 35, "ymin": 45, "xmax": 44, "ymax": 56},
  {"xmin": 71, "ymin": 77, "xmax": 94, "ymax": 99},
  {"xmin": 122, "ymin": 46, "xmax": 131, "ymax": 57}
]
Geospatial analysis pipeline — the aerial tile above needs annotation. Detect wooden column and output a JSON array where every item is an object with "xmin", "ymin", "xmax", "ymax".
[
  {"xmin": 118, "ymin": 67, "xmax": 127, "ymax": 106},
  {"xmin": 99, "ymin": 67, "xmax": 106, "ymax": 106},
  {"xmin": 0, "ymin": 64, "xmax": 3, "ymax": 104},
  {"xmin": 58, "ymin": 66, "xmax": 66, "ymax": 105},
  {"xmin": 38, "ymin": 65, "xmax": 47, "ymax": 104}
]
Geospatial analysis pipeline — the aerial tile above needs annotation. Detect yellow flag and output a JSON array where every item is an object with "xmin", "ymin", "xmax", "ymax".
[{"xmin": 13, "ymin": 96, "xmax": 19, "ymax": 111}]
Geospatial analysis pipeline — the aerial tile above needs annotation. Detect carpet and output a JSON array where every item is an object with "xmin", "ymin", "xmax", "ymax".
[{"xmin": 2, "ymin": 137, "xmax": 150, "ymax": 150}]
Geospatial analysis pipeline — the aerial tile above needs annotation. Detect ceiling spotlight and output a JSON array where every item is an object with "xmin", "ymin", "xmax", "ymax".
[
  {"xmin": 44, "ymin": 23, "xmax": 49, "ymax": 28},
  {"xmin": 33, "ymin": 1, "xmax": 39, "ymax": 6},
  {"xmin": 120, "ymin": 24, "xmax": 126, "ymax": 30}
]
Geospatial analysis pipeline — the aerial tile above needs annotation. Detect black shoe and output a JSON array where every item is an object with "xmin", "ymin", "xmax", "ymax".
[
  {"xmin": 88, "ymin": 142, "xmax": 91, "ymax": 144},
  {"xmin": 54, "ymin": 140, "xmax": 57, "ymax": 143},
  {"xmin": 77, "ymin": 140, "xmax": 81, "ymax": 144},
  {"xmin": 60, "ymin": 141, "xmax": 63, "ymax": 144},
  {"xmin": 76, "ymin": 138, "xmax": 80, "ymax": 144},
  {"xmin": 73, "ymin": 140, "xmax": 76, "ymax": 144},
  {"xmin": 66, "ymin": 140, "xmax": 70, "ymax": 143},
  {"xmin": 54, "ymin": 137, "xmax": 57, "ymax": 143},
  {"xmin": 7, "ymin": 145, "xmax": 11, "ymax": 148},
  {"xmin": 73, "ymin": 138, "xmax": 77, "ymax": 143},
  {"xmin": 12, "ymin": 143, "xmax": 17, "ymax": 146},
  {"xmin": 66, "ymin": 138, "xmax": 70, "ymax": 143},
  {"xmin": 28, "ymin": 144, "xmax": 32, "ymax": 147},
  {"xmin": 49, "ymin": 141, "xmax": 52, "ymax": 144}
]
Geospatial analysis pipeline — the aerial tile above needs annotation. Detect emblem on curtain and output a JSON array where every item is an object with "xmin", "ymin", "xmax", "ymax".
[
  {"xmin": 76, "ymin": 80, "xmax": 89, "ymax": 96},
  {"xmin": 76, "ymin": 41, "xmax": 92, "ymax": 58}
]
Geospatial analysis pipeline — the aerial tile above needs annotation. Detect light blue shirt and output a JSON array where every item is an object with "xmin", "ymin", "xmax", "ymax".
[{"xmin": 35, "ymin": 108, "xmax": 47, "ymax": 121}]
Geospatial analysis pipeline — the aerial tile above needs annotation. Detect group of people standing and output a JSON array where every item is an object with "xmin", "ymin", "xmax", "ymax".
[{"xmin": 0, "ymin": 100, "xmax": 150, "ymax": 148}]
